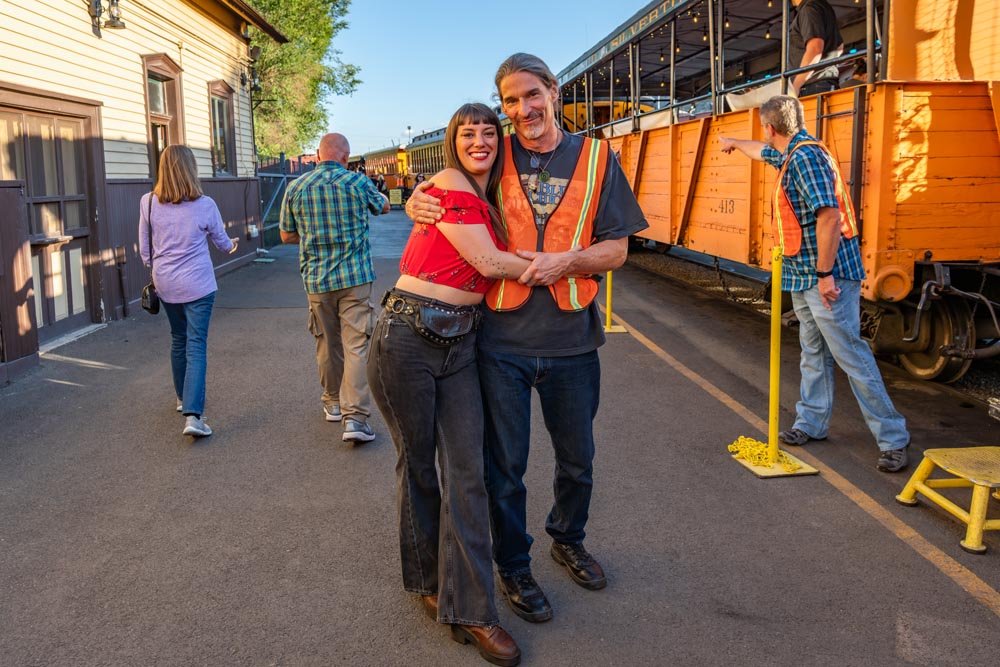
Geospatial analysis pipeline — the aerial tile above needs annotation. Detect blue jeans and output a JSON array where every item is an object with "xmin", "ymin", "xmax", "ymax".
[
  {"xmin": 162, "ymin": 292, "xmax": 216, "ymax": 418},
  {"xmin": 790, "ymin": 280, "xmax": 908, "ymax": 452},
  {"xmin": 478, "ymin": 349, "xmax": 600, "ymax": 576},
  {"xmin": 367, "ymin": 302, "xmax": 498, "ymax": 626}
]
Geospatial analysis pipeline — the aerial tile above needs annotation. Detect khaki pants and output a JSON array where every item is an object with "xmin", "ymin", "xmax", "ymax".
[{"xmin": 307, "ymin": 283, "xmax": 374, "ymax": 422}]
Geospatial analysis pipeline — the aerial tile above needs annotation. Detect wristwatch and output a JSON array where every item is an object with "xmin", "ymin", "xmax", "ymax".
[{"xmin": 815, "ymin": 269, "xmax": 834, "ymax": 278}]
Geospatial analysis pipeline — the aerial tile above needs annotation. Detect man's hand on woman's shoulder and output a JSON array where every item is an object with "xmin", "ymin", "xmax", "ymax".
[{"xmin": 405, "ymin": 180, "xmax": 444, "ymax": 225}]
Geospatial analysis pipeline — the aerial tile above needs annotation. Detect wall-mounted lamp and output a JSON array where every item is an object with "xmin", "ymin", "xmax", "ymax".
[
  {"xmin": 243, "ymin": 45, "xmax": 263, "ymax": 94},
  {"xmin": 89, "ymin": 0, "xmax": 126, "ymax": 30}
]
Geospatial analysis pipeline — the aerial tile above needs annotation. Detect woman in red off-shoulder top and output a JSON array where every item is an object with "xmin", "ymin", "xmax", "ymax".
[{"xmin": 367, "ymin": 103, "xmax": 526, "ymax": 665}]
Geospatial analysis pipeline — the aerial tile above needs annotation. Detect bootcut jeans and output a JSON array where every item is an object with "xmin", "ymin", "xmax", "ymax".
[
  {"xmin": 162, "ymin": 291, "xmax": 215, "ymax": 418},
  {"xmin": 478, "ymin": 348, "xmax": 601, "ymax": 577},
  {"xmin": 790, "ymin": 279, "xmax": 909, "ymax": 451},
  {"xmin": 367, "ymin": 306, "xmax": 498, "ymax": 627}
]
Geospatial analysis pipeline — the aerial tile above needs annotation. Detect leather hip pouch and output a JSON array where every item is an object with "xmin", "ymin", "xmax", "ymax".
[{"xmin": 382, "ymin": 290, "xmax": 480, "ymax": 347}]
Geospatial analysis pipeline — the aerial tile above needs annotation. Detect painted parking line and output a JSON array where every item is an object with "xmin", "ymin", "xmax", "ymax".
[{"xmin": 610, "ymin": 310, "xmax": 1000, "ymax": 619}]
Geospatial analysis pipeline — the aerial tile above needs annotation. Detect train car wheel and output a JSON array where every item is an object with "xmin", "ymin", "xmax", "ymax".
[{"xmin": 899, "ymin": 298, "xmax": 974, "ymax": 383}]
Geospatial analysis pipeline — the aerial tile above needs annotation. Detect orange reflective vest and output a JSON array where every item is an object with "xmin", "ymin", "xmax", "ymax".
[
  {"xmin": 485, "ymin": 135, "xmax": 610, "ymax": 312},
  {"xmin": 772, "ymin": 140, "xmax": 858, "ymax": 257}
]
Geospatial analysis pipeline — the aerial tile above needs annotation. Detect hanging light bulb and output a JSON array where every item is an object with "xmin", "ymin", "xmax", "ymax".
[
  {"xmin": 676, "ymin": 44, "xmax": 681, "ymax": 53},
  {"xmin": 693, "ymin": 12, "xmax": 699, "ymax": 24},
  {"xmin": 660, "ymin": 81, "xmax": 666, "ymax": 88},
  {"xmin": 765, "ymin": 25, "xmax": 771, "ymax": 39},
  {"xmin": 725, "ymin": 12, "xmax": 731, "ymax": 29},
  {"xmin": 702, "ymin": 28, "xmax": 708, "ymax": 42},
  {"xmin": 767, "ymin": 0, "xmax": 773, "ymax": 7},
  {"xmin": 659, "ymin": 50, "xmax": 664, "ymax": 62}
]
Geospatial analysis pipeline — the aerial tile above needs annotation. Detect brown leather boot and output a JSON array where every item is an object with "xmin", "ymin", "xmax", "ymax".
[
  {"xmin": 420, "ymin": 594, "xmax": 438, "ymax": 621},
  {"xmin": 450, "ymin": 623, "xmax": 521, "ymax": 666}
]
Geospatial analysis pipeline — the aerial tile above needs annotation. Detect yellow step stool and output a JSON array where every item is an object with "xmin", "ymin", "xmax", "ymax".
[{"xmin": 896, "ymin": 447, "xmax": 1000, "ymax": 554}]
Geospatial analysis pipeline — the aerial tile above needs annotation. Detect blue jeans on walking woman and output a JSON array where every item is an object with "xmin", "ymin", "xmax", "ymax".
[
  {"xmin": 367, "ymin": 305, "xmax": 498, "ymax": 627},
  {"xmin": 790, "ymin": 280, "xmax": 908, "ymax": 451},
  {"xmin": 162, "ymin": 292, "xmax": 216, "ymax": 418}
]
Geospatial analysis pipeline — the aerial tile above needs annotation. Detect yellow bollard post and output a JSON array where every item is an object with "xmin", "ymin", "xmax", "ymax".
[
  {"xmin": 727, "ymin": 246, "xmax": 818, "ymax": 477},
  {"xmin": 603, "ymin": 271, "xmax": 627, "ymax": 333},
  {"xmin": 767, "ymin": 246, "xmax": 783, "ymax": 465}
]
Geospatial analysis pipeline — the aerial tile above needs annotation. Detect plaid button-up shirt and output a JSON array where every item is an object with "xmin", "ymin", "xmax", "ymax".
[
  {"xmin": 280, "ymin": 161, "xmax": 385, "ymax": 294},
  {"xmin": 762, "ymin": 130, "xmax": 866, "ymax": 292}
]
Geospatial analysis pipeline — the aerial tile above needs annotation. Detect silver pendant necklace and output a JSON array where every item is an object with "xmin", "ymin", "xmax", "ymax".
[{"xmin": 526, "ymin": 133, "xmax": 563, "ymax": 185}]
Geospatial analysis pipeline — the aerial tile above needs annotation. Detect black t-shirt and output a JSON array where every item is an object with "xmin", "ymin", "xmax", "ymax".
[
  {"xmin": 789, "ymin": 0, "xmax": 843, "ymax": 83},
  {"xmin": 478, "ymin": 131, "xmax": 648, "ymax": 357}
]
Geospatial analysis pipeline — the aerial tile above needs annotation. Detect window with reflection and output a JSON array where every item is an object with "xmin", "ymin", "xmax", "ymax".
[
  {"xmin": 142, "ymin": 54, "xmax": 184, "ymax": 179},
  {"xmin": 208, "ymin": 80, "xmax": 236, "ymax": 177}
]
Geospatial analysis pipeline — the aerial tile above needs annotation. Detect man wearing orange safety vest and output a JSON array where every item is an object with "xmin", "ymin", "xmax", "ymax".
[
  {"xmin": 407, "ymin": 53, "xmax": 647, "ymax": 623},
  {"xmin": 721, "ymin": 95, "xmax": 910, "ymax": 473}
]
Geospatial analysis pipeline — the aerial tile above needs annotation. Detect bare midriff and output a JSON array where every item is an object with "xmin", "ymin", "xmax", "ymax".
[{"xmin": 395, "ymin": 274, "xmax": 486, "ymax": 306}]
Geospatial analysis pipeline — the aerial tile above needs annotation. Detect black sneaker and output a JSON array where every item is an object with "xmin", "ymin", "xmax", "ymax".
[
  {"xmin": 498, "ymin": 571, "xmax": 553, "ymax": 623},
  {"xmin": 550, "ymin": 542, "xmax": 607, "ymax": 590}
]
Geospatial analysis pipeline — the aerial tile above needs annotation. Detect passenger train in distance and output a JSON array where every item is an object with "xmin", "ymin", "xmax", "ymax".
[
  {"xmin": 358, "ymin": 115, "xmax": 514, "ymax": 194},
  {"xmin": 361, "ymin": 145, "xmax": 408, "ymax": 189},
  {"xmin": 557, "ymin": 0, "xmax": 1000, "ymax": 383}
]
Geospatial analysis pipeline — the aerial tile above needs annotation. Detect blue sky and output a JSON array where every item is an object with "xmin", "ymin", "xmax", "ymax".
[{"xmin": 324, "ymin": 0, "xmax": 638, "ymax": 154}]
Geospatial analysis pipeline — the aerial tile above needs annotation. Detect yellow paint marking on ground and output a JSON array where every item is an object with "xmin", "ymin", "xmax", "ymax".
[{"xmin": 609, "ymin": 309, "xmax": 1000, "ymax": 619}]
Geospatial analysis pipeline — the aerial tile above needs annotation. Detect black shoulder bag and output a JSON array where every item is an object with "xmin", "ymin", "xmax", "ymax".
[{"xmin": 141, "ymin": 193, "xmax": 160, "ymax": 314}]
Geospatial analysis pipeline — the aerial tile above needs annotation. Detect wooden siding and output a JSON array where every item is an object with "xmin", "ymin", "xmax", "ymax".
[
  {"xmin": 0, "ymin": 0, "xmax": 256, "ymax": 179},
  {"xmin": 104, "ymin": 179, "xmax": 261, "ymax": 312},
  {"xmin": 888, "ymin": 0, "xmax": 1000, "ymax": 82}
]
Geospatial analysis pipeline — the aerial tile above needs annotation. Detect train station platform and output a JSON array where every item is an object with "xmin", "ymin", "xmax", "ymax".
[{"xmin": 1, "ymin": 210, "xmax": 998, "ymax": 665}]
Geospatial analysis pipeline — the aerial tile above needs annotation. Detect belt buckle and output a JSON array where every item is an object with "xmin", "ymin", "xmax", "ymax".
[{"xmin": 389, "ymin": 296, "xmax": 407, "ymax": 314}]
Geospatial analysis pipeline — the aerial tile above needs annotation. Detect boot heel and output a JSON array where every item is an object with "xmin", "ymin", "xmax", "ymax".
[{"xmin": 450, "ymin": 625, "xmax": 471, "ymax": 645}]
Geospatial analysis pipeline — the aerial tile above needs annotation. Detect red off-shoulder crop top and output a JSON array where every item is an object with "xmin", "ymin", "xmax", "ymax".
[{"xmin": 399, "ymin": 187, "xmax": 504, "ymax": 294}]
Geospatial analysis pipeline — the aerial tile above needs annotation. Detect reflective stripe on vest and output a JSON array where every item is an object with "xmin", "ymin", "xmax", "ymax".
[
  {"xmin": 772, "ymin": 140, "xmax": 858, "ymax": 257},
  {"xmin": 486, "ymin": 135, "xmax": 609, "ymax": 312}
]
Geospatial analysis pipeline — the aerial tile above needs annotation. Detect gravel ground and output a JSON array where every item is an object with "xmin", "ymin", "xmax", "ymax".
[{"xmin": 626, "ymin": 247, "xmax": 1000, "ymax": 410}]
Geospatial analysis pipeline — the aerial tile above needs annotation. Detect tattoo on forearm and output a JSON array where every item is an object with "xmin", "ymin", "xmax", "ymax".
[{"xmin": 474, "ymin": 254, "xmax": 513, "ymax": 278}]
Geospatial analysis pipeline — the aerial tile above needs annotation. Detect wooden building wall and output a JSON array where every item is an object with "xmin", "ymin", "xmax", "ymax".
[
  {"xmin": 0, "ymin": 0, "xmax": 256, "ymax": 178},
  {"xmin": 103, "ymin": 178, "xmax": 260, "ymax": 317}
]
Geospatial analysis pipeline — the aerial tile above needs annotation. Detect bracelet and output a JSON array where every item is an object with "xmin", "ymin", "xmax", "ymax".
[{"xmin": 816, "ymin": 269, "xmax": 834, "ymax": 278}]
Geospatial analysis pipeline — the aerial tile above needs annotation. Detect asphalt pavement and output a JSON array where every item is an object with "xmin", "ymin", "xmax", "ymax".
[{"xmin": 1, "ymin": 209, "xmax": 998, "ymax": 666}]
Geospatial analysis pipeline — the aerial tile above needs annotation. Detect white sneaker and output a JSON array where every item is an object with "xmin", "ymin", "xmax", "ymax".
[
  {"xmin": 176, "ymin": 399, "xmax": 183, "ymax": 413},
  {"xmin": 324, "ymin": 403, "xmax": 342, "ymax": 422},
  {"xmin": 182, "ymin": 416, "xmax": 212, "ymax": 437}
]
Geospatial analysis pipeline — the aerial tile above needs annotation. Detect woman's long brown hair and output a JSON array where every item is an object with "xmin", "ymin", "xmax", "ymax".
[
  {"xmin": 153, "ymin": 145, "xmax": 203, "ymax": 204},
  {"xmin": 443, "ymin": 103, "xmax": 506, "ymax": 244}
]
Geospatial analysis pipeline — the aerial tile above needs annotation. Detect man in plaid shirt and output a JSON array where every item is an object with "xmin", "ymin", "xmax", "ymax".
[
  {"xmin": 721, "ymin": 95, "xmax": 910, "ymax": 473},
  {"xmin": 280, "ymin": 133, "xmax": 390, "ymax": 443}
]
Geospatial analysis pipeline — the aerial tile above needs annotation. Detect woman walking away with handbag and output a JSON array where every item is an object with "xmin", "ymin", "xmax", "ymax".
[
  {"xmin": 139, "ymin": 145, "xmax": 238, "ymax": 438},
  {"xmin": 367, "ymin": 103, "xmax": 529, "ymax": 666}
]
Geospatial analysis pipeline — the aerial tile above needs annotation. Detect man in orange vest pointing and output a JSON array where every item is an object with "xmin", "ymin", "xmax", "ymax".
[
  {"xmin": 407, "ymin": 53, "xmax": 648, "ymax": 622},
  {"xmin": 721, "ymin": 95, "xmax": 910, "ymax": 473}
]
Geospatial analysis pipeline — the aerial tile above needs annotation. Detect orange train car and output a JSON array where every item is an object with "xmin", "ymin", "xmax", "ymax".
[{"xmin": 558, "ymin": 0, "xmax": 1000, "ymax": 382}]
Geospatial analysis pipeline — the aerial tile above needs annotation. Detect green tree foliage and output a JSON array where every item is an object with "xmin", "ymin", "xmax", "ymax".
[{"xmin": 250, "ymin": 0, "xmax": 360, "ymax": 159}]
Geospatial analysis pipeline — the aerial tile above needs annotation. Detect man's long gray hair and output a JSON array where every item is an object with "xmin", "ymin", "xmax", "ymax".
[
  {"xmin": 494, "ymin": 53, "xmax": 558, "ymax": 98},
  {"xmin": 760, "ymin": 95, "xmax": 805, "ymax": 137}
]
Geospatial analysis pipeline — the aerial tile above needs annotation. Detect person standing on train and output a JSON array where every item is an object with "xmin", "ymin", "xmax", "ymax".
[
  {"xmin": 406, "ymin": 53, "xmax": 648, "ymax": 623},
  {"xmin": 789, "ymin": 0, "xmax": 845, "ymax": 96},
  {"xmin": 280, "ymin": 133, "xmax": 390, "ymax": 444},
  {"xmin": 720, "ymin": 95, "xmax": 910, "ymax": 473}
]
